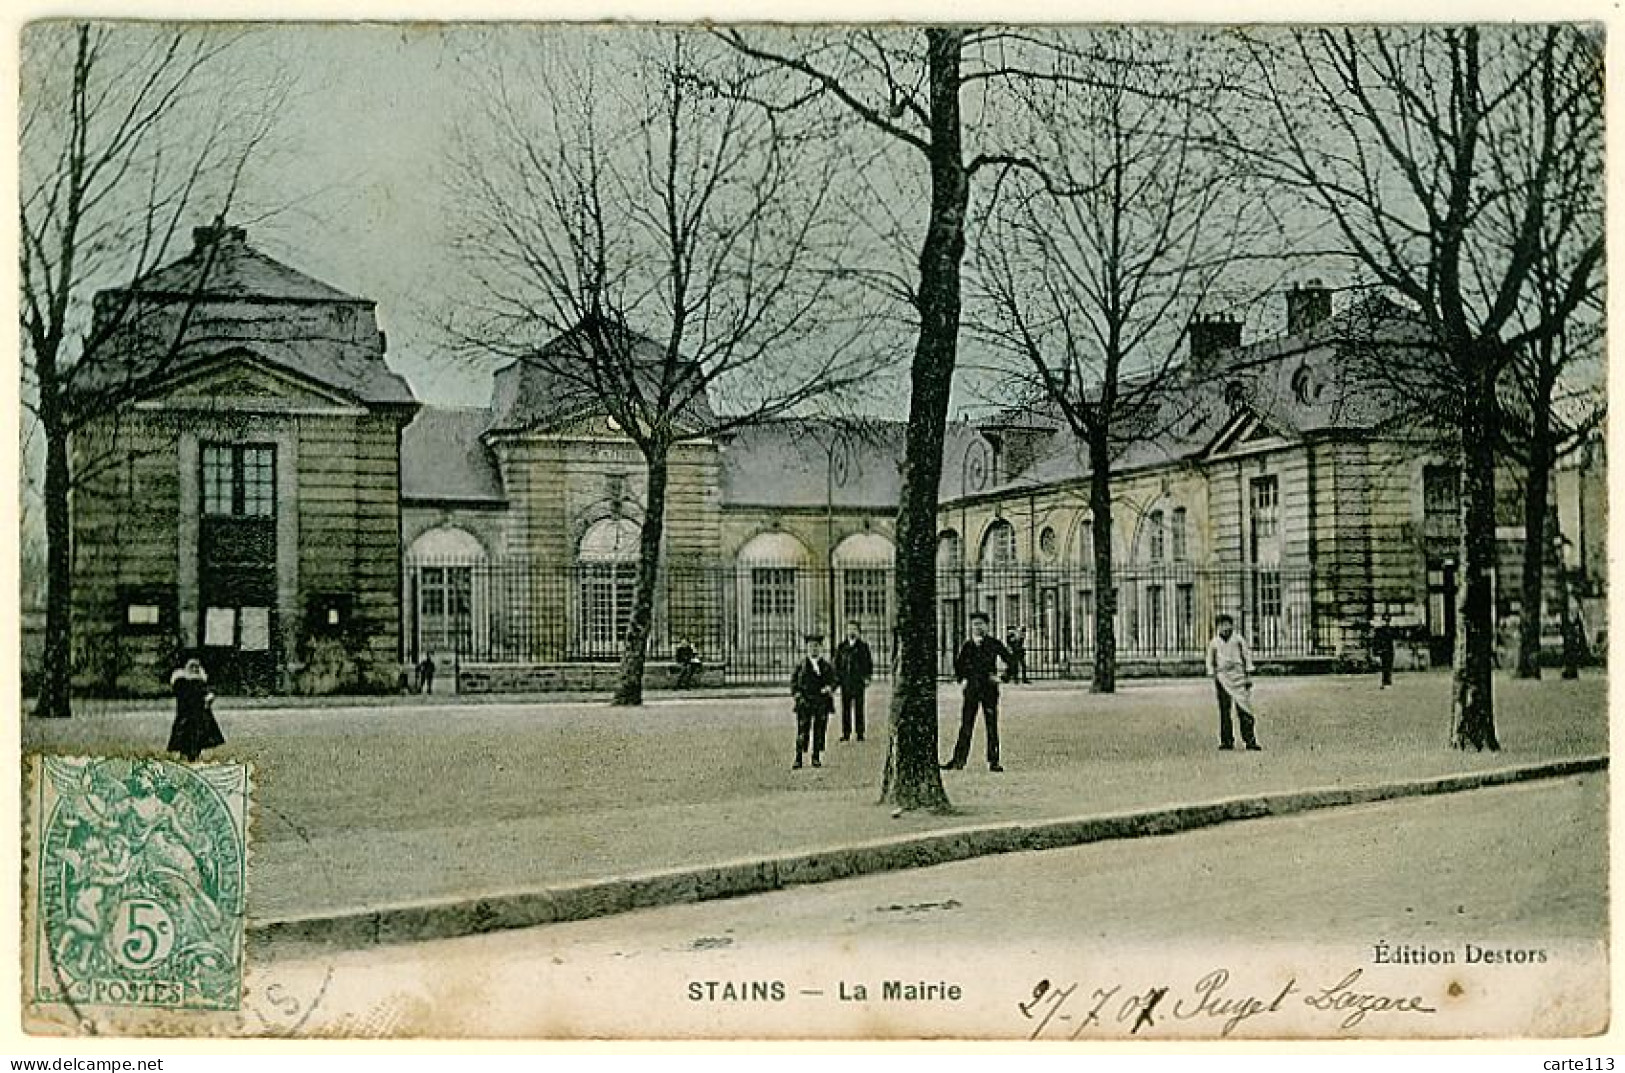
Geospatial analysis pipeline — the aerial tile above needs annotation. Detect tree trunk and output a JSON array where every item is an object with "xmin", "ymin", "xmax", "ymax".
[
  {"xmin": 38, "ymin": 420, "xmax": 74, "ymax": 719},
  {"xmin": 880, "ymin": 29, "xmax": 965, "ymax": 813},
  {"xmin": 613, "ymin": 444, "xmax": 670, "ymax": 707},
  {"xmin": 1515, "ymin": 404, "xmax": 1554, "ymax": 680},
  {"xmin": 1088, "ymin": 435, "xmax": 1117, "ymax": 694},
  {"xmin": 1451, "ymin": 377, "xmax": 1500, "ymax": 751}
]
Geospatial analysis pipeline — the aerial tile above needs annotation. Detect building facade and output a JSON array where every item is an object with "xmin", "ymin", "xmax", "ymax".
[
  {"xmin": 66, "ymin": 231, "xmax": 1601, "ymax": 695},
  {"xmin": 70, "ymin": 226, "xmax": 417, "ymax": 694}
]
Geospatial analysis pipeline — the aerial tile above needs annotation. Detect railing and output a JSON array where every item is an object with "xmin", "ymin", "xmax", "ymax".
[{"xmin": 405, "ymin": 558, "xmax": 1332, "ymax": 686}]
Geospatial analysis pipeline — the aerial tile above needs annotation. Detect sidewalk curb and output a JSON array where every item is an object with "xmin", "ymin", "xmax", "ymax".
[{"xmin": 252, "ymin": 755, "xmax": 1606, "ymax": 949}]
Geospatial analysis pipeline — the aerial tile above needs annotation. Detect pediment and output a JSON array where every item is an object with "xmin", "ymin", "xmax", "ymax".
[
  {"xmin": 147, "ymin": 353, "xmax": 363, "ymax": 412},
  {"xmin": 1202, "ymin": 406, "xmax": 1295, "ymax": 459}
]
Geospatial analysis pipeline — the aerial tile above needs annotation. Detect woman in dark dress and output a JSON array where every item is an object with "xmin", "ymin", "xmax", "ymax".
[{"xmin": 168, "ymin": 658, "xmax": 225, "ymax": 762}]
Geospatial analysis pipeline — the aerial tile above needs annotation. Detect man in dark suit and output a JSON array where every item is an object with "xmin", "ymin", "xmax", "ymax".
[
  {"xmin": 944, "ymin": 611, "xmax": 1014, "ymax": 772},
  {"xmin": 791, "ymin": 633, "xmax": 836, "ymax": 770},
  {"xmin": 834, "ymin": 620, "xmax": 874, "ymax": 742},
  {"xmin": 1372, "ymin": 613, "xmax": 1396, "ymax": 688}
]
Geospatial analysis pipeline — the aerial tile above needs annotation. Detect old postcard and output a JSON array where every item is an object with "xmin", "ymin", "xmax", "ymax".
[{"xmin": 11, "ymin": 14, "xmax": 1611, "ymax": 1044}]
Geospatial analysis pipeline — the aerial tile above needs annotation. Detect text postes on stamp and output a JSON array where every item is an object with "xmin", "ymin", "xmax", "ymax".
[{"xmin": 27, "ymin": 756, "xmax": 250, "ymax": 1017}]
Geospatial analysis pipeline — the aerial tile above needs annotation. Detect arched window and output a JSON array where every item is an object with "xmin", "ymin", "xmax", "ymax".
[
  {"xmin": 578, "ymin": 518, "xmax": 640, "ymax": 657},
  {"xmin": 978, "ymin": 520, "xmax": 1020, "ymax": 635},
  {"xmin": 980, "ymin": 520, "xmax": 1017, "ymax": 566},
  {"xmin": 834, "ymin": 532, "xmax": 894, "ymax": 638},
  {"xmin": 407, "ymin": 526, "xmax": 487, "ymax": 661},
  {"xmin": 737, "ymin": 532, "xmax": 812, "ymax": 659}
]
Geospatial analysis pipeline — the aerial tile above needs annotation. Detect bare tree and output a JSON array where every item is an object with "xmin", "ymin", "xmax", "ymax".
[
  {"xmin": 715, "ymin": 28, "xmax": 1154, "ymax": 811},
  {"xmin": 1242, "ymin": 26, "xmax": 1603, "ymax": 751},
  {"xmin": 450, "ymin": 30, "xmax": 877, "ymax": 706},
  {"xmin": 972, "ymin": 29, "xmax": 1272, "ymax": 695},
  {"xmin": 1493, "ymin": 38, "xmax": 1605, "ymax": 680},
  {"xmin": 20, "ymin": 23, "xmax": 280, "ymax": 718}
]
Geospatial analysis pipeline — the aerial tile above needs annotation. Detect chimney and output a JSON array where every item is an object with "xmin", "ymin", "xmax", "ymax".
[
  {"xmin": 1286, "ymin": 279, "xmax": 1333, "ymax": 335},
  {"xmin": 1188, "ymin": 313, "xmax": 1243, "ymax": 367},
  {"xmin": 192, "ymin": 223, "xmax": 247, "ymax": 252}
]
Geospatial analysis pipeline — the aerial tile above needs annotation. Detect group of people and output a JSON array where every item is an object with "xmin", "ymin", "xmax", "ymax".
[
  {"xmin": 791, "ymin": 611, "xmax": 1270, "ymax": 771},
  {"xmin": 788, "ymin": 621, "xmax": 876, "ymax": 769}
]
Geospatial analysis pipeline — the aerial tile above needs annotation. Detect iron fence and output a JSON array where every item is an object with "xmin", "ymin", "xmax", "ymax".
[{"xmin": 405, "ymin": 558, "xmax": 1332, "ymax": 686}]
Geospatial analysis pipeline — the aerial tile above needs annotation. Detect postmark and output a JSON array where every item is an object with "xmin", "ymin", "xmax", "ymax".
[{"xmin": 26, "ymin": 756, "xmax": 250, "ymax": 1017}]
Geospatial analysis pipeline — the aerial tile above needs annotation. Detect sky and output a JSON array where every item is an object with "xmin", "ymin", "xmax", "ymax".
[{"xmin": 19, "ymin": 23, "xmax": 1335, "ymax": 415}]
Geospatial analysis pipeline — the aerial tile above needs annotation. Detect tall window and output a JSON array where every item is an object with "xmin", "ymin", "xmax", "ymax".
[
  {"xmin": 578, "ymin": 518, "xmax": 640, "ymax": 657},
  {"xmin": 202, "ymin": 444, "xmax": 275, "ymax": 517},
  {"xmin": 1145, "ymin": 584, "xmax": 1165, "ymax": 649},
  {"xmin": 1147, "ymin": 510, "xmax": 1166, "ymax": 563},
  {"xmin": 198, "ymin": 443, "xmax": 278, "ymax": 690},
  {"xmin": 1175, "ymin": 582, "xmax": 1195, "ymax": 651},
  {"xmin": 1424, "ymin": 464, "xmax": 1461, "ymax": 520},
  {"xmin": 1249, "ymin": 476, "xmax": 1280, "ymax": 565},
  {"xmin": 1249, "ymin": 475, "xmax": 1282, "ymax": 648},
  {"xmin": 419, "ymin": 566, "xmax": 473, "ymax": 655},
  {"xmin": 1171, "ymin": 507, "xmax": 1188, "ymax": 561}
]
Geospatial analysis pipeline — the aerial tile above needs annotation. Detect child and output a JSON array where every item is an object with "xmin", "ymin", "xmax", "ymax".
[{"xmin": 1205, "ymin": 614, "xmax": 1261, "ymax": 751}]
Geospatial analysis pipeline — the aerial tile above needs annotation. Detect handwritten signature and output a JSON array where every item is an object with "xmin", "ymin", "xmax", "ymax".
[{"xmin": 1020, "ymin": 968, "xmax": 1436, "ymax": 1039}]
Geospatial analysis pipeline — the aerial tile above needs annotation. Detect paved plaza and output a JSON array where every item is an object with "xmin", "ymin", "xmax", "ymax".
[{"xmin": 21, "ymin": 671, "xmax": 1609, "ymax": 928}]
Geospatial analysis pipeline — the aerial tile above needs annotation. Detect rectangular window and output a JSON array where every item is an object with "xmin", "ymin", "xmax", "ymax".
[
  {"xmin": 1256, "ymin": 571, "xmax": 1283, "ymax": 618},
  {"xmin": 202, "ymin": 446, "xmax": 234, "ymax": 516},
  {"xmin": 1249, "ymin": 475, "xmax": 1280, "ymax": 567},
  {"xmin": 242, "ymin": 447, "xmax": 275, "ymax": 517},
  {"xmin": 751, "ymin": 568, "xmax": 797, "ymax": 618},
  {"xmin": 1250, "ymin": 477, "xmax": 1279, "ymax": 538},
  {"xmin": 201, "ymin": 443, "xmax": 277, "ymax": 518},
  {"xmin": 1148, "ymin": 510, "xmax": 1166, "ymax": 563},
  {"xmin": 1171, "ymin": 508, "xmax": 1188, "ymax": 561},
  {"xmin": 843, "ymin": 568, "xmax": 889, "ymax": 621},
  {"xmin": 1424, "ymin": 464, "xmax": 1460, "ymax": 519},
  {"xmin": 580, "ymin": 563, "xmax": 634, "ymax": 656}
]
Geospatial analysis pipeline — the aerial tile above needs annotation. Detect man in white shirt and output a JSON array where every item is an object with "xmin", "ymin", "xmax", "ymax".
[{"xmin": 1205, "ymin": 613, "xmax": 1261, "ymax": 751}]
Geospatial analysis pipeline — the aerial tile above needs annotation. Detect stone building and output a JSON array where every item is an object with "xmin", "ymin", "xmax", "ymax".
[
  {"xmin": 70, "ymin": 225, "xmax": 417, "ymax": 694},
  {"xmin": 931, "ymin": 284, "xmax": 1591, "ymax": 676},
  {"xmin": 63, "ymin": 229, "xmax": 1601, "ymax": 695}
]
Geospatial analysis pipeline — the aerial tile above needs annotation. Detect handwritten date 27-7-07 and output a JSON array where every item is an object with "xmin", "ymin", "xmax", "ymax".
[{"xmin": 1020, "ymin": 967, "xmax": 1437, "ymax": 1039}]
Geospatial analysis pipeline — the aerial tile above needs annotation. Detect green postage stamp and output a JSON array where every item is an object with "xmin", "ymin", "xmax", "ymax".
[{"xmin": 26, "ymin": 756, "xmax": 250, "ymax": 1018}]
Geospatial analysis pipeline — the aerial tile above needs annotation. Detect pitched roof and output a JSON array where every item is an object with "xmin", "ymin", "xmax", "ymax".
[
  {"xmin": 401, "ymin": 407, "xmax": 506, "ymax": 504},
  {"xmin": 718, "ymin": 419, "xmax": 906, "ymax": 509},
  {"xmin": 487, "ymin": 319, "xmax": 717, "ymax": 436},
  {"xmin": 82, "ymin": 225, "xmax": 416, "ymax": 409},
  {"xmin": 944, "ymin": 297, "xmax": 1431, "ymax": 501},
  {"xmin": 125, "ymin": 225, "xmax": 366, "ymax": 304}
]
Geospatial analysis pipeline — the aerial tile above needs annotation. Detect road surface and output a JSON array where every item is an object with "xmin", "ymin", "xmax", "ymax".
[{"xmin": 257, "ymin": 775, "xmax": 1605, "ymax": 1039}]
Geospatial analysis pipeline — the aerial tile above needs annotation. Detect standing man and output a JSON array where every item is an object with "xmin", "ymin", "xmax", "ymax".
[
  {"xmin": 417, "ymin": 652, "xmax": 436, "ymax": 695},
  {"xmin": 1206, "ymin": 614, "xmax": 1261, "ymax": 751},
  {"xmin": 1372, "ymin": 612, "xmax": 1395, "ymax": 689},
  {"xmin": 791, "ymin": 633, "xmax": 836, "ymax": 770},
  {"xmin": 943, "ymin": 611, "xmax": 1013, "ymax": 772},
  {"xmin": 834, "ymin": 619, "xmax": 874, "ymax": 742}
]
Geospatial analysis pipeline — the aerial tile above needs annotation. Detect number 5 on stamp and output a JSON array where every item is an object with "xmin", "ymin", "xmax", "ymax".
[{"xmin": 26, "ymin": 755, "xmax": 250, "ymax": 1022}]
